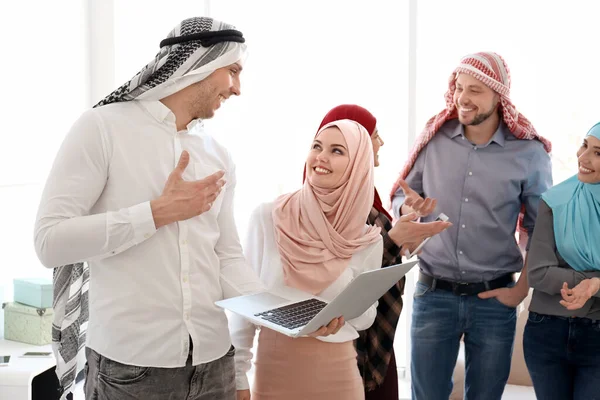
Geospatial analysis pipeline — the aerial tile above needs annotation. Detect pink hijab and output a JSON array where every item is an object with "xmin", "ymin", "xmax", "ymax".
[{"xmin": 272, "ymin": 119, "xmax": 382, "ymax": 294}]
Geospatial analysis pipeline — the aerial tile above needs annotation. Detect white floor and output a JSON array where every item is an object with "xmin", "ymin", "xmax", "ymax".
[
  {"xmin": 398, "ymin": 378, "xmax": 412, "ymax": 400},
  {"xmin": 73, "ymin": 381, "xmax": 84, "ymax": 398}
]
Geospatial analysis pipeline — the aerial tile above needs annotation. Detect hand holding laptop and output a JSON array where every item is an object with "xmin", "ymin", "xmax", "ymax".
[
  {"xmin": 216, "ymin": 261, "xmax": 419, "ymax": 338},
  {"xmin": 308, "ymin": 316, "xmax": 345, "ymax": 337}
]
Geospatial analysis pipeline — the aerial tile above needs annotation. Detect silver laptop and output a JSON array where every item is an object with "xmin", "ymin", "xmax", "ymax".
[{"xmin": 215, "ymin": 260, "xmax": 418, "ymax": 338}]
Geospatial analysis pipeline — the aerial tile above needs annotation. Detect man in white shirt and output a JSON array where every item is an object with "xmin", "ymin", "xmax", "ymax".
[{"xmin": 34, "ymin": 17, "xmax": 262, "ymax": 400}]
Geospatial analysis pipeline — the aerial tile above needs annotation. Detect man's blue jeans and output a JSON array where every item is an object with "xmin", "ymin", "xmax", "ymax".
[{"xmin": 410, "ymin": 281, "xmax": 516, "ymax": 400}]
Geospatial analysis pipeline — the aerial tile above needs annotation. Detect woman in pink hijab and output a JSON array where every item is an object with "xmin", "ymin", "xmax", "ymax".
[
  {"xmin": 318, "ymin": 105, "xmax": 451, "ymax": 400},
  {"xmin": 231, "ymin": 119, "xmax": 383, "ymax": 400}
]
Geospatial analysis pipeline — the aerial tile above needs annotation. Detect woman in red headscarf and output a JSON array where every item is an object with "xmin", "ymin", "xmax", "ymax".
[{"xmin": 317, "ymin": 105, "xmax": 450, "ymax": 399}]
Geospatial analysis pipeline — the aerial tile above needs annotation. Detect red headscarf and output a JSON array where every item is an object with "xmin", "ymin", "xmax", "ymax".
[{"xmin": 304, "ymin": 104, "xmax": 393, "ymax": 221}]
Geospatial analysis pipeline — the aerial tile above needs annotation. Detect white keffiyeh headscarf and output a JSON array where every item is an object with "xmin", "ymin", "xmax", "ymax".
[{"xmin": 53, "ymin": 16, "xmax": 246, "ymax": 399}]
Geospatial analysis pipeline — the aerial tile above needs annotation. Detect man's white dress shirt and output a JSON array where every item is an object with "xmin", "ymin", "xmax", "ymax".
[{"xmin": 35, "ymin": 100, "xmax": 262, "ymax": 367}]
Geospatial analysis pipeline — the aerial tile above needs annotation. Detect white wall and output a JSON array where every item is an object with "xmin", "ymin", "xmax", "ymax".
[{"xmin": 0, "ymin": 1, "xmax": 88, "ymax": 299}]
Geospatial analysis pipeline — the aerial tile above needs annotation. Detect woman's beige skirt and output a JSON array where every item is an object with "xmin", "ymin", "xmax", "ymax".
[{"xmin": 251, "ymin": 327, "xmax": 364, "ymax": 400}]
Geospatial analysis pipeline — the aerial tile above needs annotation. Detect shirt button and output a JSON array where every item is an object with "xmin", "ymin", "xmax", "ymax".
[
  {"xmin": 465, "ymin": 198, "xmax": 469, "ymax": 202},
  {"xmin": 462, "ymin": 224, "xmax": 466, "ymax": 228},
  {"xmin": 181, "ymin": 240, "xmax": 187, "ymax": 245},
  {"xmin": 459, "ymin": 251, "xmax": 463, "ymax": 255},
  {"xmin": 183, "ymin": 276, "xmax": 188, "ymax": 283},
  {"xmin": 144, "ymin": 233, "xmax": 151, "ymax": 239},
  {"xmin": 461, "ymin": 271, "xmax": 466, "ymax": 274},
  {"xmin": 473, "ymin": 146, "xmax": 477, "ymax": 150},
  {"xmin": 468, "ymin": 172, "xmax": 473, "ymax": 176}
]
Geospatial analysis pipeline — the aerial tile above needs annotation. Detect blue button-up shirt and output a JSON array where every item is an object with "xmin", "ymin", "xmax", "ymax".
[{"xmin": 392, "ymin": 119, "xmax": 552, "ymax": 282}]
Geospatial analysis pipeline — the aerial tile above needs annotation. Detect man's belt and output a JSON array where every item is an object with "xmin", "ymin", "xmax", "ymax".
[{"xmin": 418, "ymin": 272, "xmax": 515, "ymax": 296}]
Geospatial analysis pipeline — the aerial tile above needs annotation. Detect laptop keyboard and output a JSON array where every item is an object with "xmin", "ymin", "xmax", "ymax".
[{"xmin": 254, "ymin": 298, "xmax": 328, "ymax": 329}]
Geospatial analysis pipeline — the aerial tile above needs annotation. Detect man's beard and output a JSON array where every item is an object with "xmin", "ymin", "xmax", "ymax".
[
  {"xmin": 189, "ymin": 81, "xmax": 217, "ymax": 120},
  {"xmin": 465, "ymin": 99, "xmax": 499, "ymax": 126}
]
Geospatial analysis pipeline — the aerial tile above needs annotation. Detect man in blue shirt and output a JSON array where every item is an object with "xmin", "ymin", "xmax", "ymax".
[{"xmin": 390, "ymin": 52, "xmax": 552, "ymax": 400}]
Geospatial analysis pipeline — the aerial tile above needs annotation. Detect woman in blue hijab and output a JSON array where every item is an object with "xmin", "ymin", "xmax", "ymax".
[{"xmin": 524, "ymin": 122, "xmax": 600, "ymax": 400}]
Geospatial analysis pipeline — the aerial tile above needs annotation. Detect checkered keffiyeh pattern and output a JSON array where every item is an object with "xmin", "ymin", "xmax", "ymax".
[
  {"xmin": 96, "ymin": 17, "xmax": 239, "ymax": 106},
  {"xmin": 356, "ymin": 206, "xmax": 405, "ymax": 391}
]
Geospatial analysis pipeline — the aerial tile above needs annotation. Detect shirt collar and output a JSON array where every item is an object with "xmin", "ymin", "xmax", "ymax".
[
  {"xmin": 138, "ymin": 100, "xmax": 174, "ymax": 124},
  {"xmin": 447, "ymin": 119, "xmax": 506, "ymax": 147},
  {"xmin": 137, "ymin": 100, "xmax": 204, "ymax": 133}
]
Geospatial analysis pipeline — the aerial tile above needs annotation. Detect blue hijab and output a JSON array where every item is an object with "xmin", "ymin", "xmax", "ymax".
[{"xmin": 542, "ymin": 122, "xmax": 600, "ymax": 271}]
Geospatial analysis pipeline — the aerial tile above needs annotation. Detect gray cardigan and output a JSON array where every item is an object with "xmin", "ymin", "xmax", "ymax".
[{"xmin": 527, "ymin": 200, "xmax": 600, "ymax": 320}]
